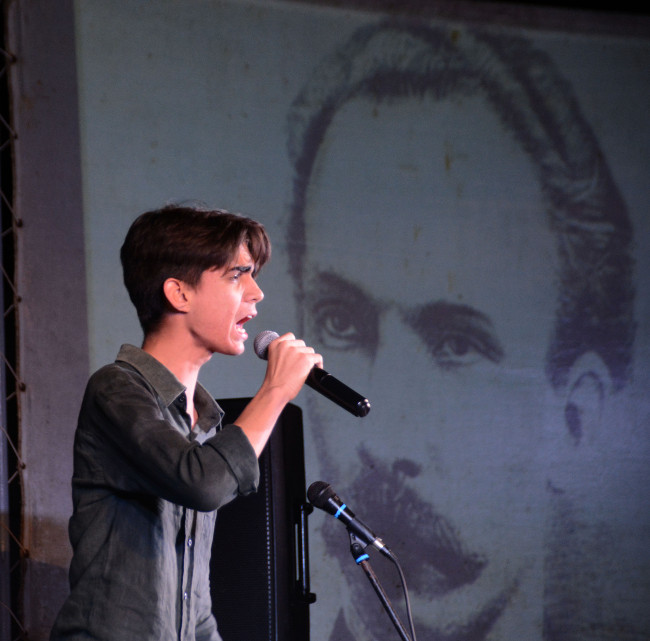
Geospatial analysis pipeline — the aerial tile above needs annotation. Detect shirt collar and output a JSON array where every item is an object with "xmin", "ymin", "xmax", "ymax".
[{"xmin": 115, "ymin": 344, "xmax": 224, "ymax": 433}]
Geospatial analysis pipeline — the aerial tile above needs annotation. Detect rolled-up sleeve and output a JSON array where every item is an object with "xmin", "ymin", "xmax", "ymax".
[
  {"xmin": 74, "ymin": 363, "xmax": 259, "ymax": 512},
  {"xmin": 209, "ymin": 423, "xmax": 258, "ymax": 496}
]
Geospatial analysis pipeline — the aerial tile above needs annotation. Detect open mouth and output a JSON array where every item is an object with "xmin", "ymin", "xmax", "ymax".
[{"xmin": 235, "ymin": 314, "xmax": 254, "ymax": 336}]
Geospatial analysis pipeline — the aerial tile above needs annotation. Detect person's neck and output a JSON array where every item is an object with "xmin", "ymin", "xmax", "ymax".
[{"xmin": 141, "ymin": 329, "xmax": 209, "ymax": 398}]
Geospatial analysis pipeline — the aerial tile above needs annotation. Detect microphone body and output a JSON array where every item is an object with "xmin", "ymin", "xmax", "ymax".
[
  {"xmin": 308, "ymin": 481, "xmax": 391, "ymax": 557},
  {"xmin": 253, "ymin": 330, "xmax": 371, "ymax": 417}
]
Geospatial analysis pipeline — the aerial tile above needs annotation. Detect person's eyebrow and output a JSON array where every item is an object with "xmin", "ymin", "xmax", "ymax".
[
  {"xmin": 405, "ymin": 301, "xmax": 504, "ymax": 363},
  {"xmin": 226, "ymin": 264, "xmax": 253, "ymax": 275},
  {"xmin": 308, "ymin": 271, "xmax": 504, "ymax": 362},
  {"xmin": 312, "ymin": 271, "xmax": 380, "ymax": 303}
]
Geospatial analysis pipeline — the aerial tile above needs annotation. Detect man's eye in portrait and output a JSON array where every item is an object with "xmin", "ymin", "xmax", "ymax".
[
  {"xmin": 406, "ymin": 303, "xmax": 505, "ymax": 370},
  {"xmin": 309, "ymin": 296, "xmax": 378, "ymax": 354},
  {"xmin": 306, "ymin": 272, "xmax": 379, "ymax": 355},
  {"xmin": 431, "ymin": 332, "xmax": 495, "ymax": 368}
]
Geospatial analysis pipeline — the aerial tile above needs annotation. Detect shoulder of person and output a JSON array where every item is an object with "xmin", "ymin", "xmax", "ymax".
[{"xmin": 84, "ymin": 360, "xmax": 152, "ymax": 401}]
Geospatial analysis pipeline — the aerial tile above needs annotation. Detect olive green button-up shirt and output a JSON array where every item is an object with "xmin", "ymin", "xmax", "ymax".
[{"xmin": 50, "ymin": 344, "xmax": 259, "ymax": 641}]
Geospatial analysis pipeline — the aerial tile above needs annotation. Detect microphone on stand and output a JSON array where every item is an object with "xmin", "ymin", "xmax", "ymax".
[
  {"xmin": 309, "ymin": 481, "xmax": 416, "ymax": 641},
  {"xmin": 307, "ymin": 480, "xmax": 392, "ymax": 558}
]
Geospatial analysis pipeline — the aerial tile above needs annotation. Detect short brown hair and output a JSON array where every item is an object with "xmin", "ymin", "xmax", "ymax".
[{"xmin": 120, "ymin": 204, "xmax": 271, "ymax": 335}]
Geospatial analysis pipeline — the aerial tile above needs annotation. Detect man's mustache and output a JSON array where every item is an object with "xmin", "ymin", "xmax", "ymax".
[{"xmin": 324, "ymin": 447, "xmax": 486, "ymax": 596}]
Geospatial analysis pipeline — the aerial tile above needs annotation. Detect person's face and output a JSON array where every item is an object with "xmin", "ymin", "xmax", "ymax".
[
  {"xmin": 183, "ymin": 244, "xmax": 263, "ymax": 357},
  {"xmin": 299, "ymin": 94, "xmax": 561, "ymax": 640}
]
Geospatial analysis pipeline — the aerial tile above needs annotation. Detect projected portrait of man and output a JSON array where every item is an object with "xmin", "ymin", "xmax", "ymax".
[{"xmin": 286, "ymin": 20, "xmax": 638, "ymax": 641}]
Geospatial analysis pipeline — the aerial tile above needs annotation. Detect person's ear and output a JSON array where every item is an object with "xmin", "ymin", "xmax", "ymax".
[
  {"xmin": 163, "ymin": 277, "xmax": 191, "ymax": 313},
  {"xmin": 562, "ymin": 352, "xmax": 612, "ymax": 446}
]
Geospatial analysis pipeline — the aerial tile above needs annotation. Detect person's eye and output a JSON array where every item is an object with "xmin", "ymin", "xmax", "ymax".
[
  {"xmin": 311, "ymin": 300, "xmax": 360, "ymax": 349},
  {"xmin": 407, "ymin": 304, "xmax": 504, "ymax": 370},
  {"xmin": 309, "ymin": 298, "xmax": 376, "ymax": 353},
  {"xmin": 229, "ymin": 270, "xmax": 245, "ymax": 282},
  {"xmin": 431, "ymin": 331, "xmax": 494, "ymax": 369}
]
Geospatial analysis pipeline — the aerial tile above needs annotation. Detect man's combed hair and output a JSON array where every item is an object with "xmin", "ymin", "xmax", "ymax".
[
  {"xmin": 121, "ymin": 205, "xmax": 270, "ymax": 335},
  {"xmin": 287, "ymin": 20, "xmax": 635, "ymax": 390}
]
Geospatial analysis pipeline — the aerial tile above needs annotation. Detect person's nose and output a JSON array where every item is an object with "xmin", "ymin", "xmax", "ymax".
[
  {"xmin": 361, "ymin": 309, "xmax": 443, "ymax": 455},
  {"xmin": 369, "ymin": 308, "xmax": 438, "ymax": 399},
  {"xmin": 246, "ymin": 277, "xmax": 264, "ymax": 303}
]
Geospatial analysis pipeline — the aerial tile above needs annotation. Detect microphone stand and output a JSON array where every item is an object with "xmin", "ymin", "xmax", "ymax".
[{"xmin": 348, "ymin": 532, "xmax": 412, "ymax": 641}]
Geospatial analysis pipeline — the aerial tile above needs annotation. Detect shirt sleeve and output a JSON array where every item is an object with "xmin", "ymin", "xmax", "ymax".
[{"xmin": 73, "ymin": 363, "xmax": 259, "ymax": 512}]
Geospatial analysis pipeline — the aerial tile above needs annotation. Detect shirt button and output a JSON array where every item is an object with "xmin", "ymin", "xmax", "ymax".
[
  {"xmin": 188, "ymin": 538, "xmax": 193, "ymax": 548},
  {"xmin": 184, "ymin": 591, "xmax": 189, "ymax": 600}
]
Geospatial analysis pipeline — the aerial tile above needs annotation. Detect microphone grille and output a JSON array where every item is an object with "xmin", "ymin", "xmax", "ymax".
[
  {"xmin": 253, "ymin": 330, "xmax": 279, "ymax": 360},
  {"xmin": 307, "ymin": 480, "xmax": 335, "ymax": 508}
]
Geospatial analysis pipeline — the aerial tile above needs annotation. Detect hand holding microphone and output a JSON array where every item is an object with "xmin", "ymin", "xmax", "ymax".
[{"xmin": 254, "ymin": 330, "xmax": 371, "ymax": 417}]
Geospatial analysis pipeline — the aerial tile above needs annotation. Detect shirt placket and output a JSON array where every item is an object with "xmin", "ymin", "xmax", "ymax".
[{"xmin": 179, "ymin": 507, "xmax": 197, "ymax": 640}]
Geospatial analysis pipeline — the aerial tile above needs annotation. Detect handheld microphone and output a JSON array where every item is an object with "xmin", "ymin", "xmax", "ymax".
[
  {"xmin": 307, "ymin": 480, "xmax": 392, "ymax": 558},
  {"xmin": 253, "ymin": 330, "xmax": 371, "ymax": 417}
]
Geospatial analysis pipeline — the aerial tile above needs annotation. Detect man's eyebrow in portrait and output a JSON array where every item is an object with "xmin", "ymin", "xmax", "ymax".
[
  {"xmin": 404, "ymin": 302, "xmax": 505, "ymax": 367},
  {"xmin": 307, "ymin": 270, "xmax": 503, "ymax": 367}
]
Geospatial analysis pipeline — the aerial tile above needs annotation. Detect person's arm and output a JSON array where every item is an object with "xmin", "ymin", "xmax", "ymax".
[
  {"xmin": 234, "ymin": 332, "xmax": 322, "ymax": 457},
  {"xmin": 77, "ymin": 365, "xmax": 259, "ymax": 511}
]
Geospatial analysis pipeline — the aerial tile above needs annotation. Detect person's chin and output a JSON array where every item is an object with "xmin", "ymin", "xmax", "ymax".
[
  {"xmin": 346, "ymin": 591, "xmax": 513, "ymax": 641},
  {"xmin": 335, "ymin": 545, "xmax": 518, "ymax": 641},
  {"xmin": 227, "ymin": 330, "xmax": 248, "ymax": 355},
  {"xmin": 232, "ymin": 340, "xmax": 247, "ymax": 355},
  {"xmin": 211, "ymin": 340, "xmax": 246, "ymax": 357}
]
